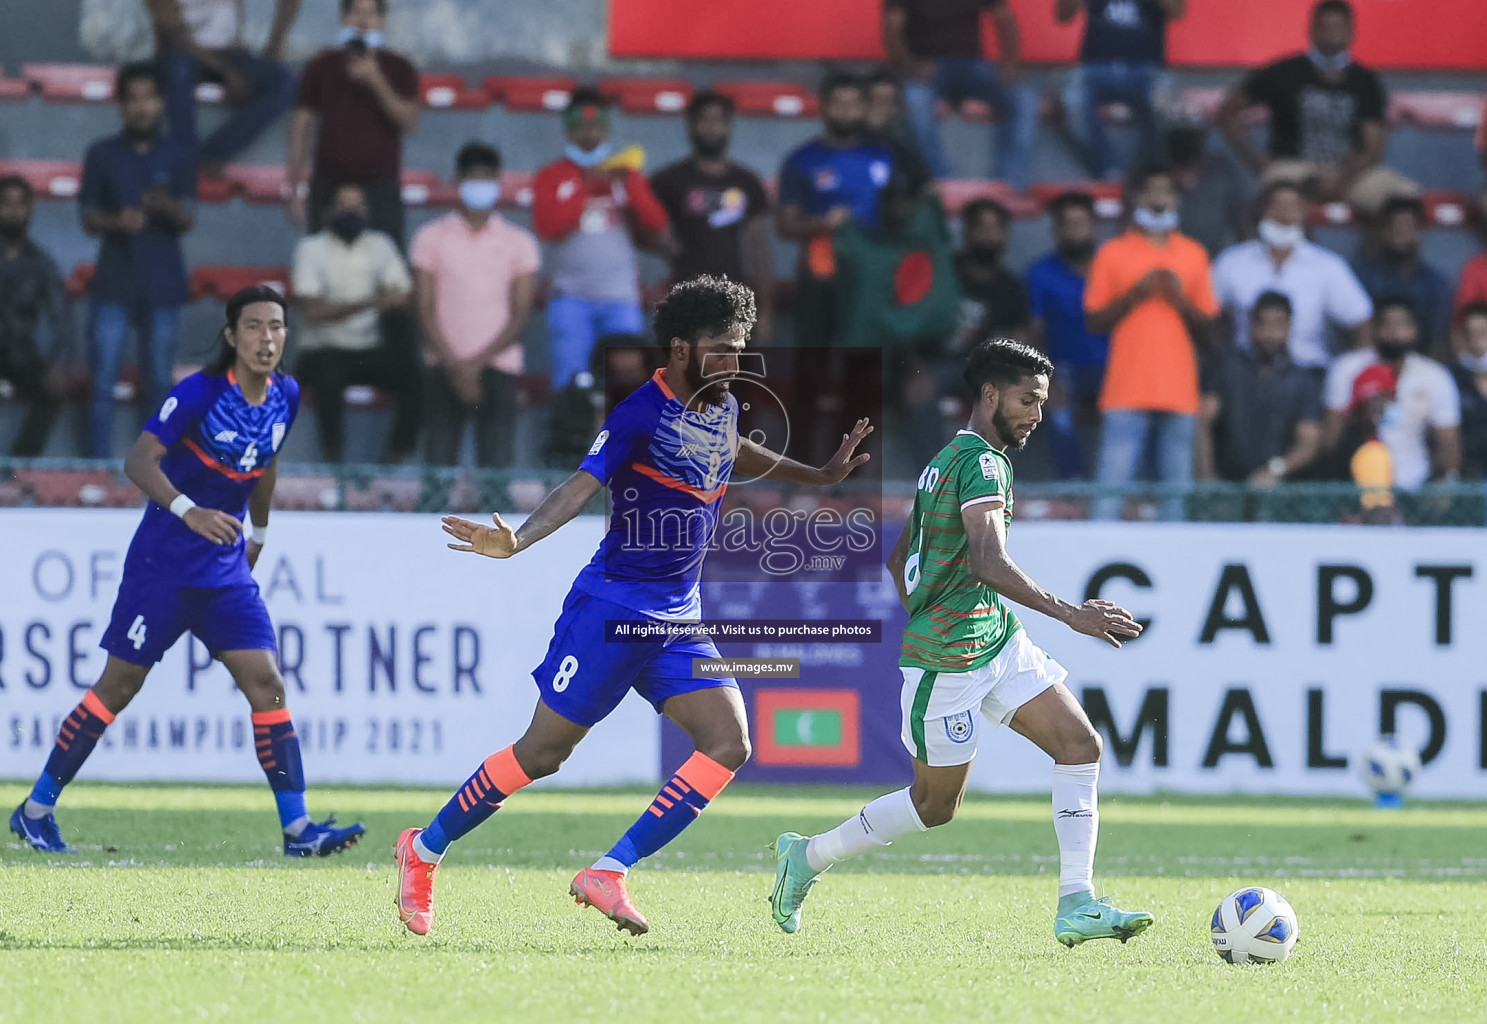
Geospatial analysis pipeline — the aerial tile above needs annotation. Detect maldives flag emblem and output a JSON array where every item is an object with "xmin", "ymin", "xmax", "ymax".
[{"xmin": 754, "ymin": 689, "xmax": 861, "ymax": 767}]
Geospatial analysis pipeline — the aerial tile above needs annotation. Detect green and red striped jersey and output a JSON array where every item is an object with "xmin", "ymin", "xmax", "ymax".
[{"xmin": 898, "ymin": 429, "xmax": 1021, "ymax": 672}]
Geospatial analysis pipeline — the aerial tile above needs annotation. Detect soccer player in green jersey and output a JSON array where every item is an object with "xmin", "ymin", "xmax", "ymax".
[{"xmin": 771, "ymin": 337, "xmax": 1154, "ymax": 947}]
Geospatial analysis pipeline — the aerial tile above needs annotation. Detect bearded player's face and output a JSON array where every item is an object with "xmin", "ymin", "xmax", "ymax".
[
  {"xmin": 991, "ymin": 373, "xmax": 1049, "ymax": 451},
  {"xmin": 685, "ymin": 327, "xmax": 747, "ymax": 407}
]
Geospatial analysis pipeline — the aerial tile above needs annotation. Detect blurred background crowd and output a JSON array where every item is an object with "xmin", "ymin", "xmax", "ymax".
[{"xmin": 3, "ymin": 0, "xmax": 1487, "ymax": 522}]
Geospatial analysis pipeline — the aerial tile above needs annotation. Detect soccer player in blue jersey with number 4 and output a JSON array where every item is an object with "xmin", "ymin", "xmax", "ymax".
[
  {"xmin": 394, "ymin": 276, "xmax": 873, "ymax": 936},
  {"xmin": 10, "ymin": 286, "xmax": 365, "ymax": 858}
]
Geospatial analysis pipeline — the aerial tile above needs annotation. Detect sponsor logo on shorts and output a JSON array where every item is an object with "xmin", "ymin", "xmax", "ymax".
[{"xmin": 944, "ymin": 710, "xmax": 975, "ymax": 744}]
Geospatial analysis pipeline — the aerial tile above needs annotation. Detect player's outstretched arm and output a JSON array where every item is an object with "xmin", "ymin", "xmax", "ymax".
[
  {"xmin": 442, "ymin": 470, "xmax": 602, "ymax": 559},
  {"xmin": 962, "ymin": 502, "xmax": 1143, "ymax": 649},
  {"xmin": 735, "ymin": 417, "xmax": 873, "ymax": 485},
  {"xmin": 124, "ymin": 432, "xmax": 244, "ymax": 546}
]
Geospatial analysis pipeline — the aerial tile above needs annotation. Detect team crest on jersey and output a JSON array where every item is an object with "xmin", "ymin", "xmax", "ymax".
[
  {"xmin": 978, "ymin": 451, "xmax": 998, "ymax": 481},
  {"xmin": 588, "ymin": 429, "xmax": 609, "ymax": 455},
  {"xmin": 271, "ymin": 422, "xmax": 286, "ymax": 451},
  {"xmin": 945, "ymin": 711, "xmax": 975, "ymax": 744}
]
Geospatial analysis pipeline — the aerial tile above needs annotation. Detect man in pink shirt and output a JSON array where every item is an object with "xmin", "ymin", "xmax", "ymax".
[{"xmin": 411, "ymin": 142, "xmax": 540, "ymax": 466}]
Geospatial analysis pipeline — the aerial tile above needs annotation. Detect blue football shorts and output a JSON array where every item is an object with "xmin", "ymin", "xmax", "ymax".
[
  {"xmin": 100, "ymin": 574, "xmax": 278, "ymax": 666},
  {"xmin": 532, "ymin": 588, "xmax": 738, "ymax": 728}
]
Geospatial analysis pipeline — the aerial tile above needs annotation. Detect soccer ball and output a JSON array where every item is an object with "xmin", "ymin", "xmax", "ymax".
[
  {"xmin": 1210, "ymin": 886, "xmax": 1299, "ymax": 965},
  {"xmin": 1360, "ymin": 735, "xmax": 1421, "ymax": 796}
]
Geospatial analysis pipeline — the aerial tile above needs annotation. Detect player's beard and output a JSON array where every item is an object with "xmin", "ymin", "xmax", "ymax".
[
  {"xmin": 685, "ymin": 354, "xmax": 731, "ymax": 407},
  {"xmin": 994, "ymin": 408, "xmax": 1030, "ymax": 451}
]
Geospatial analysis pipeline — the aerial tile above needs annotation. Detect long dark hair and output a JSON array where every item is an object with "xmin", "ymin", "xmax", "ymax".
[{"xmin": 207, "ymin": 285, "xmax": 286, "ymax": 375}]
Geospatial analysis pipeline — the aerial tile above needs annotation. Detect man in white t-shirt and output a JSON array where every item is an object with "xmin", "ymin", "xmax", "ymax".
[
  {"xmin": 146, "ymin": 0, "xmax": 301, "ymax": 170},
  {"xmin": 292, "ymin": 182, "xmax": 414, "ymax": 463},
  {"xmin": 1323, "ymin": 297, "xmax": 1460, "ymax": 490},
  {"xmin": 1212, "ymin": 181, "xmax": 1373, "ymax": 371}
]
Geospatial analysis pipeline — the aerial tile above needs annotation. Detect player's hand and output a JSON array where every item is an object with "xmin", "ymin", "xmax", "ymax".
[
  {"xmin": 816, "ymin": 418, "xmax": 874, "ymax": 484},
  {"xmin": 345, "ymin": 54, "xmax": 384, "ymax": 89},
  {"xmin": 443, "ymin": 512, "xmax": 519, "ymax": 559},
  {"xmin": 1066, "ymin": 598, "xmax": 1143, "ymax": 649},
  {"xmin": 117, "ymin": 207, "xmax": 147, "ymax": 233},
  {"xmin": 183, "ymin": 507, "xmax": 244, "ymax": 546},
  {"xmin": 247, "ymin": 539, "xmax": 263, "ymax": 569}
]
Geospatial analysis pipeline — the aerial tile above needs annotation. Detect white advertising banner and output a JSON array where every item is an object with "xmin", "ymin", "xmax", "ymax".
[
  {"xmin": 0, "ymin": 510, "xmax": 658, "ymax": 786},
  {"xmin": 972, "ymin": 523, "xmax": 1487, "ymax": 798}
]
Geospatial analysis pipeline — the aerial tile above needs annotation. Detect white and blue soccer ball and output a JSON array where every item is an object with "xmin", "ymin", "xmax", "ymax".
[
  {"xmin": 1361, "ymin": 735, "xmax": 1421, "ymax": 796},
  {"xmin": 1210, "ymin": 886, "xmax": 1299, "ymax": 965}
]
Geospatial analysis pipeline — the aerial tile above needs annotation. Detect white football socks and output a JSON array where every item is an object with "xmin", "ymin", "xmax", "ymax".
[
  {"xmin": 590, "ymin": 856, "xmax": 628, "ymax": 875},
  {"xmin": 411, "ymin": 833, "xmax": 443, "ymax": 864},
  {"xmin": 1051, "ymin": 761, "xmax": 1100, "ymax": 898},
  {"xmin": 805, "ymin": 787, "xmax": 928, "ymax": 873},
  {"xmin": 283, "ymin": 815, "xmax": 311, "ymax": 839},
  {"xmin": 23, "ymin": 799, "xmax": 53, "ymax": 819}
]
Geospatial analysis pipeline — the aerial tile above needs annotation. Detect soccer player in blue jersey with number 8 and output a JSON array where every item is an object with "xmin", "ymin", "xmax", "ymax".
[
  {"xmin": 10, "ymin": 286, "xmax": 365, "ymax": 858},
  {"xmin": 394, "ymin": 275, "xmax": 874, "ymax": 936}
]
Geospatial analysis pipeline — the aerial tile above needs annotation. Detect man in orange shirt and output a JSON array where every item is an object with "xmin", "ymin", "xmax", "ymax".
[{"xmin": 1085, "ymin": 164, "xmax": 1218, "ymax": 520}]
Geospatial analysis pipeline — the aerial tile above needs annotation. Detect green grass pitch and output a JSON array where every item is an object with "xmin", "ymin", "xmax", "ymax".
[{"xmin": 3, "ymin": 784, "xmax": 1484, "ymax": 1023}]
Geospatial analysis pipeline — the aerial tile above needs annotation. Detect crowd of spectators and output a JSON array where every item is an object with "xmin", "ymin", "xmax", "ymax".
[{"xmin": 3, "ymin": 0, "xmax": 1487, "ymax": 520}]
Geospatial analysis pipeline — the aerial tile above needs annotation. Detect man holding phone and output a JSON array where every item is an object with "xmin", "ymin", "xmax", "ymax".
[{"xmin": 287, "ymin": 0, "xmax": 421, "ymax": 244}]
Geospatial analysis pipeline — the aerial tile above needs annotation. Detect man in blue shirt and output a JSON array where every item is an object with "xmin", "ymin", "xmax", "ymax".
[
  {"xmin": 1026, "ymin": 191, "xmax": 1109, "ymax": 478},
  {"xmin": 777, "ymin": 72, "xmax": 897, "ymax": 348},
  {"xmin": 80, "ymin": 62, "xmax": 196, "ymax": 458},
  {"xmin": 1057, "ymin": 0, "xmax": 1185, "ymax": 181}
]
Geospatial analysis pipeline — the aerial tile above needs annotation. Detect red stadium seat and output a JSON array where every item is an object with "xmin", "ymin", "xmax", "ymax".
[
  {"xmin": 1029, "ymin": 182, "xmax": 1124, "ymax": 219},
  {"xmin": 713, "ymin": 81, "xmax": 817, "ymax": 118},
  {"xmin": 226, "ymin": 164, "xmax": 289, "ymax": 203},
  {"xmin": 0, "ymin": 159, "xmax": 84, "ymax": 198},
  {"xmin": 195, "ymin": 173, "xmax": 234, "ymax": 204},
  {"xmin": 192, "ymin": 266, "xmax": 291, "ymax": 301},
  {"xmin": 399, "ymin": 168, "xmax": 448, "ymax": 207},
  {"xmin": 937, "ymin": 179, "xmax": 1037, "ymax": 219},
  {"xmin": 597, "ymin": 78, "xmax": 693, "ymax": 115},
  {"xmin": 12, "ymin": 468, "xmax": 138, "ymax": 507},
  {"xmin": 484, "ymin": 75, "xmax": 577, "ymax": 112},
  {"xmin": 1422, "ymin": 191, "xmax": 1474, "ymax": 229},
  {"xmin": 0, "ymin": 73, "xmax": 29, "ymax": 101},
  {"xmin": 1391, "ymin": 91, "xmax": 1483, "ymax": 130},
  {"xmin": 501, "ymin": 170, "xmax": 536, "ymax": 209},
  {"xmin": 22, "ymin": 63, "xmax": 115, "ymax": 102},
  {"xmin": 65, "ymin": 263, "xmax": 95, "ymax": 299},
  {"xmin": 418, "ymin": 73, "xmax": 489, "ymax": 110}
]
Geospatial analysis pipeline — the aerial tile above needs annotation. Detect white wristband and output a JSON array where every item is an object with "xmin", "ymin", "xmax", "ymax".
[
  {"xmin": 250, "ymin": 524, "xmax": 269, "ymax": 545},
  {"xmin": 169, "ymin": 494, "xmax": 196, "ymax": 518}
]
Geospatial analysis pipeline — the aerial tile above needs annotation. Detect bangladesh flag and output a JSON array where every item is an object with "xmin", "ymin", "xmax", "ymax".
[{"xmin": 754, "ymin": 689, "xmax": 860, "ymax": 767}]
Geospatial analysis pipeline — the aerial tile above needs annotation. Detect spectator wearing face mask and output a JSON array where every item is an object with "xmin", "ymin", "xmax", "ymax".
[
  {"xmin": 286, "ymin": 0, "xmax": 420, "ymax": 243},
  {"xmin": 1215, "ymin": 0, "xmax": 1418, "ymax": 215},
  {"xmin": 1212, "ymin": 180, "xmax": 1373, "ymax": 376},
  {"xmin": 1026, "ymin": 191, "xmax": 1107, "ymax": 479},
  {"xmin": 1447, "ymin": 303, "xmax": 1487, "ymax": 480},
  {"xmin": 412, "ymin": 143, "xmax": 540, "ymax": 468},
  {"xmin": 1323, "ymin": 297, "xmax": 1460, "ymax": 490},
  {"xmin": 1351, "ymin": 197, "xmax": 1452, "ymax": 360},
  {"xmin": 534, "ymin": 87, "xmax": 669, "ymax": 389},
  {"xmin": 1085, "ymin": 163, "xmax": 1218, "ymax": 520},
  {"xmin": 291, "ymin": 182, "xmax": 413, "ymax": 463}
]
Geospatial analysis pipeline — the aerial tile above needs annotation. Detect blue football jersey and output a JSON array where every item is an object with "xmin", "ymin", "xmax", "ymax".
[
  {"xmin": 778, "ymin": 139, "xmax": 896, "ymax": 231},
  {"xmin": 574, "ymin": 369, "xmax": 738, "ymax": 620},
  {"xmin": 124, "ymin": 370, "xmax": 299, "ymax": 585}
]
